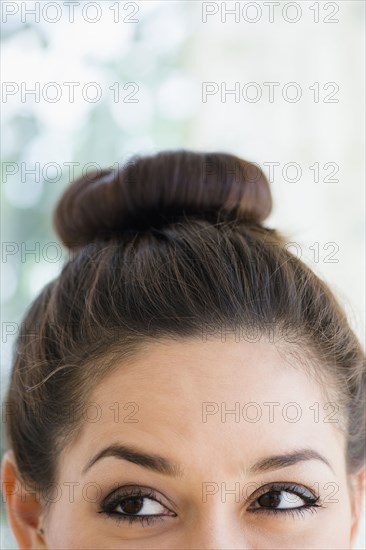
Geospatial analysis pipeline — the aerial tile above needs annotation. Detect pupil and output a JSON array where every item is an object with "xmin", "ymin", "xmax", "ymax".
[
  {"xmin": 258, "ymin": 491, "xmax": 282, "ymax": 508},
  {"xmin": 121, "ymin": 497, "xmax": 144, "ymax": 515}
]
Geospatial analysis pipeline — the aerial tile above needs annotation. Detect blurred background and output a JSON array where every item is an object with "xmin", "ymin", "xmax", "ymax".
[{"xmin": 1, "ymin": 1, "xmax": 365, "ymax": 547}]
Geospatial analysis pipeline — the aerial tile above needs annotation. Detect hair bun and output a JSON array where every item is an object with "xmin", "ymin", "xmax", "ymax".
[{"xmin": 53, "ymin": 150, "xmax": 272, "ymax": 249}]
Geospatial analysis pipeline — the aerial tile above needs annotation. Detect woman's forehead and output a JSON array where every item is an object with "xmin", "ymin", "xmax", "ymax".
[{"xmin": 62, "ymin": 338, "xmax": 345, "ymax": 477}]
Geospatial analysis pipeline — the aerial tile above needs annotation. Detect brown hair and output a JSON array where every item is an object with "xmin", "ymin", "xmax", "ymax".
[{"xmin": 4, "ymin": 150, "xmax": 365, "ymax": 502}]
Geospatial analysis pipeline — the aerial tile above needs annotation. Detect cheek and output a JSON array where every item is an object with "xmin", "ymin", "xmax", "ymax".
[
  {"xmin": 300, "ymin": 524, "xmax": 351, "ymax": 550},
  {"xmin": 44, "ymin": 505, "xmax": 354, "ymax": 550},
  {"xmin": 289, "ymin": 497, "xmax": 353, "ymax": 549},
  {"xmin": 44, "ymin": 499, "xmax": 95, "ymax": 550},
  {"xmin": 314, "ymin": 487, "xmax": 353, "ymax": 548},
  {"xmin": 254, "ymin": 511, "xmax": 352, "ymax": 549}
]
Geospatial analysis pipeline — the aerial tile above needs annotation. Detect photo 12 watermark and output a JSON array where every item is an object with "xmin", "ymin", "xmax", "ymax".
[
  {"xmin": 1, "ymin": 81, "xmax": 140, "ymax": 104},
  {"xmin": 202, "ymin": 81, "xmax": 340, "ymax": 103},
  {"xmin": 1, "ymin": 1, "xmax": 140, "ymax": 24},
  {"xmin": 201, "ymin": 2, "xmax": 340, "ymax": 24},
  {"xmin": 201, "ymin": 401, "xmax": 341, "ymax": 424}
]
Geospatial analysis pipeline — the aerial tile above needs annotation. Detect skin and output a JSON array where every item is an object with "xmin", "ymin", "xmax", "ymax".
[{"xmin": 2, "ymin": 337, "xmax": 365, "ymax": 549}]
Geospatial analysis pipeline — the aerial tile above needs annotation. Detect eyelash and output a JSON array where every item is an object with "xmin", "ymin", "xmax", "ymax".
[
  {"xmin": 99, "ymin": 482, "xmax": 322, "ymax": 527},
  {"xmin": 247, "ymin": 482, "xmax": 322, "ymax": 519},
  {"xmin": 99, "ymin": 487, "xmax": 170, "ymax": 528}
]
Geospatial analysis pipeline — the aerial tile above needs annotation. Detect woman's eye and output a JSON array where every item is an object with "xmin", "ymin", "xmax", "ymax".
[
  {"xmin": 114, "ymin": 495, "xmax": 168, "ymax": 516},
  {"xmin": 248, "ymin": 484, "xmax": 321, "ymax": 515},
  {"xmin": 100, "ymin": 488, "xmax": 176, "ymax": 526},
  {"xmin": 253, "ymin": 490, "xmax": 306, "ymax": 510}
]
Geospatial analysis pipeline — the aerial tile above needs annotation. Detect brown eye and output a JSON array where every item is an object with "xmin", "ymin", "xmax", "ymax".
[
  {"xmin": 257, "ymin": 491, "xmax": 282, "ymax": 508},
  {"xmin": 249, "ymin": 485, "xmax": 319, "ymax": 513},
  {"xmin": 119, "ymin": 497, "xmax": 144, "ymax": 515},
  {"xmin": 114, "ymin": 495, "xmax": 167, "ymax": 516}
]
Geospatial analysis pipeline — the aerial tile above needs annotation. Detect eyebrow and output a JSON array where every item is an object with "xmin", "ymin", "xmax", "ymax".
[
  {"xmin": 82, "ymin": 444, "xmax": 184, "ymax": 477},
  {"xmin": 248, "ymin": 449, "xmax": 334, "ymax": 475},
  {"xmin": 82, "ymin": 445, "xmax": 333, "ymax": 477}
]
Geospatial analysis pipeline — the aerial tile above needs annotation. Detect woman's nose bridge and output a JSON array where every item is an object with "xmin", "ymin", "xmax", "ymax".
[
  {"xmin": 181, "ymin": 497, "xmax": 252, "ymax": 549},
  {"xmin": 183, "ymin": 523, "xmax": 251, "ymax": 550}
]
